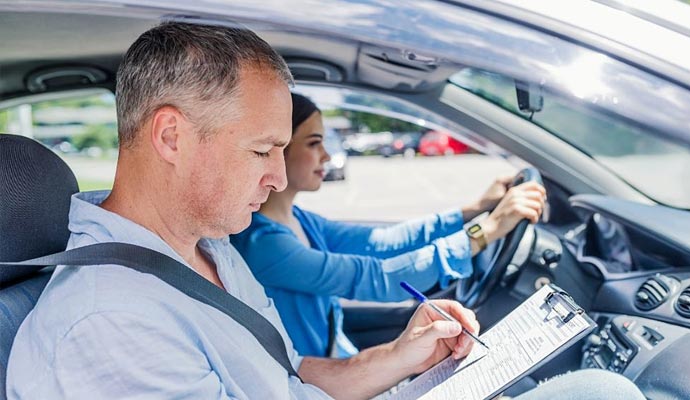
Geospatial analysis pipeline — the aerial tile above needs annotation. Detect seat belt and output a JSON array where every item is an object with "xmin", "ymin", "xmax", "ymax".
[{"xmin": 0, "ymin": 242, "xmax": 300, "ymax": 379}]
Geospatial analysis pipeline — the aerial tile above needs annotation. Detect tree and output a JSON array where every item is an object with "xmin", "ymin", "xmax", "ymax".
[
  {"xmin": 324, "ymin": 108, "xmax": 420, "ymax": 133},
  {"xmin": 0, "ymin": 111, "xmax": 8, "ymax": 132},
  {"xmin": 72, "ymin": 124, "xmax": 117, "ymax": 152}
]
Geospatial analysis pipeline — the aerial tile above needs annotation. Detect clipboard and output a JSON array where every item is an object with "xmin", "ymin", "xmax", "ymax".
[{"xmin": 390, "ymin": 284, "xmax": 596, "ymax": 400}]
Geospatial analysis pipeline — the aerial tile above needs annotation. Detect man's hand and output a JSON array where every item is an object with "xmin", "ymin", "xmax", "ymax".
[
  {"xmin": 392, "ymin": 300, "xmax": 480, "ymax": 375},
  {"xmin": 480, "ymin": 180, "xmax": 546, "ymax": 244},
  {"xmin": 299, "ymin": 300, "xmax": 479, "ymax": 400}
]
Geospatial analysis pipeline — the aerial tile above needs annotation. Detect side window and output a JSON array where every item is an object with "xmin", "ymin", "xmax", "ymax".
[
  {"xmin": 0, "ymin": 91, "xmax": 117, "ymax": 190},
  {"xmin": 293, "ymin": 86, "xmax": 516, "ymax": 222}
]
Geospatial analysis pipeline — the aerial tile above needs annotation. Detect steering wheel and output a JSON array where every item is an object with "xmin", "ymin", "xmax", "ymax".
[{"xmin": 456, "ymin": 167, "xmax": 542, "ymax": 308}]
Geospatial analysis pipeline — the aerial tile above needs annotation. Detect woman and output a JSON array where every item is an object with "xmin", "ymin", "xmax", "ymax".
[{"xmin": 231, "ymin": 93, "xmax": 546, "ymax": 357}]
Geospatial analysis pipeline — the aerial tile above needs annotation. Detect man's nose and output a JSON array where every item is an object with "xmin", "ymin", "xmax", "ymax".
[{"xmin": 263, "ymin": 152, "xmax": 288, "ymax": 192}]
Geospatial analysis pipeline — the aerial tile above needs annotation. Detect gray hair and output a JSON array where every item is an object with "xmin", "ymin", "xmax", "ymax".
[{"xmin": 116, "ymin": 22, "xmax": 293, "ymax": 148}]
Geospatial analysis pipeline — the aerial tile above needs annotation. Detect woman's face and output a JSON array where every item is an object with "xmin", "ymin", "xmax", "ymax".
[{"xmin": 285, "ymin": 110, "xmax": 331, "ymax": 192}]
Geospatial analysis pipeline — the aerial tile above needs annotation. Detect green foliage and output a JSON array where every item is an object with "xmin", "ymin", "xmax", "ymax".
[
  {"xmin": 357, "ymin": 111, "xmax": 419, "ymax": 133},
  {"xmin": 0, "ymin": 111, "xmax": 8, "ymax": 132},
  {"xmin": 77, "ymin": 179, "xmax": 114, "ymax": 191},
  {"xmin": 321, "ymin": 109, "xmax": 341, "ymax": 118},
  {"xmin": 325, "ymin": 108, "xmax": 420, "ymax": 133},
  {"xmin": 72, "ymin": 124, "xmax": 118, "ymax": 151},
  {"xmin": 31, "ymin": 95, "xmax": 114, "ymax": 112}
]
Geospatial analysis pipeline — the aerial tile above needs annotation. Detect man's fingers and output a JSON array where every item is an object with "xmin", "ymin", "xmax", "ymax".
[
  {"xmin": 426, "ymin": 300, "xmax": 479, "ymax": 334},
  {"xmin": 453, "ymin": 335, "xmax": 474, "ymax": 359},
  {"xmin": 425, "ymin": 320, "xmax": 463, "ymax": 341}
]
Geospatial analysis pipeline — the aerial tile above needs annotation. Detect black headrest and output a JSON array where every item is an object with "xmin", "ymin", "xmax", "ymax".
[{"xmin": 0, "ymin": 134, "xmax": 79, "ymax": 284}]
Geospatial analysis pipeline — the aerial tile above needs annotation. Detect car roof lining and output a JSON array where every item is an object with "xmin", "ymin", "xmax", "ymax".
[
  {"xmin": 0, "ymin": 11, "xmax": 459, "ymax": 100},
  {"xmin": 0, "ymin": 7, "xmax": 659, "ymax": 202}
]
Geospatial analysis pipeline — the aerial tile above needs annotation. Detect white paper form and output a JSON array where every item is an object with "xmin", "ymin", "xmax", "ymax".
[{"xmin": 390, "ymin": 285, "xmax": 594, "ymax": 400}]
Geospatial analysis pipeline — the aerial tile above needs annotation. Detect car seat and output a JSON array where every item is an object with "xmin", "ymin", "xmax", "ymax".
[{"xmin": 0, "ymin": 134, "xmax": 79, "ymax": 399}]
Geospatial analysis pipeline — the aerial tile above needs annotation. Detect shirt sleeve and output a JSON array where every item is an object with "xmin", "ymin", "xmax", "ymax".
[
  {"xmin": 316, "ymin": 208, "xmax": 466, "ymax": 258},
  {"xmin": 50, "ymin": 310, "xmax": 235, "ymax": 400},
  {"xmin": 244, "ymin": 226, "xmax": 473, "ymax": 301}
]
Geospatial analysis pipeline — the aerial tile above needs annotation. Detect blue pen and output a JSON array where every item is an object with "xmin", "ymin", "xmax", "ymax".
[{"xmin": 400, "ymin": 281, "xmax": 489, "ymax": 350}]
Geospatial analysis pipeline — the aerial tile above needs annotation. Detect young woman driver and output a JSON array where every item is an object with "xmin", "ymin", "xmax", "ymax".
[{"xmin": 231, "ymin": 93, "xmax": 546, "ymax": 357}]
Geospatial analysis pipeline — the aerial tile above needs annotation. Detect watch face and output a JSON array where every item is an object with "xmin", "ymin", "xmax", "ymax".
[{"xmin": 468, "ymin": 224, "xmax": 482, "ymax": 236}]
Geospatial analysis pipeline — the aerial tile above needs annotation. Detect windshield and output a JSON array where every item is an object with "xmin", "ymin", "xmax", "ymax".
[{"xmin": 450, "ymin": 68, "xmax": 690, "ymax": 209}]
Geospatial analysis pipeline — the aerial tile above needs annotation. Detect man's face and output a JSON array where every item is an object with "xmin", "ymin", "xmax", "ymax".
[{"xmin": 179, "ymin": 67, "xmax": 291, "ymax": 237}]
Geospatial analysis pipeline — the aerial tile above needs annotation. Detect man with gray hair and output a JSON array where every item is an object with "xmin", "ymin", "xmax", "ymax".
[
  {"xmin": 7, "ymin": 22, "xmax": 645, "ymax": 400},
  {"xmin": 6, "ymin": 21, "xmax": 480, "ymax": 400}
]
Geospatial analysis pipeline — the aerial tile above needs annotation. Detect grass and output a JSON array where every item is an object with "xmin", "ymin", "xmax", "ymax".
[{"xmin": 77, "ymin": 179, "xmax": 113, "ymax": 191}]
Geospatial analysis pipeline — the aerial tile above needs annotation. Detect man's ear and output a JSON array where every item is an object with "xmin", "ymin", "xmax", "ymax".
[{"xmin": 150, "ymin": 106, "xmax": 186, "ymax": 164}]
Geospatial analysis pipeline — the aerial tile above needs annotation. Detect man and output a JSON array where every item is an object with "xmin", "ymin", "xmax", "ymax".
[
  {"xmin": 6, "ymin": 22, "xmax": 476, "ymax": 400},
  {"xmin": 7, "ymin": 22, "xmax": 643, "ymax": 400}
]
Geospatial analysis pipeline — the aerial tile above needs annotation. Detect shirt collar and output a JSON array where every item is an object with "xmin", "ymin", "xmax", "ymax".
[{"xmin": 68, "ymin": 190, "xmax": 230, "ymax": 267}]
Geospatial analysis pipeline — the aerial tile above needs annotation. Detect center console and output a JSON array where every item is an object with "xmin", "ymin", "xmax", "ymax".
[
  {"xmin": 582, "ymin": 314, "xmax": 688, "ymax": 380},
  {"xmin": 582, "ymin": 316, "xmax": 638, "ymax": 373}
]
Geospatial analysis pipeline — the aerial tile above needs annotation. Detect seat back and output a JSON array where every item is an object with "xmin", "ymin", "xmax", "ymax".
[{"xmin": 0, "ymin": 134, "xmax": 79, "ymax": 399}]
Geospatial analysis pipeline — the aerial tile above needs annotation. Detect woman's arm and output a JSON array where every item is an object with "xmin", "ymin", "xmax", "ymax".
[
  {"xmin": 315, "ymin": 208, "xmax": 466, "ymax": 258},
  {"xmin": 239, "ymin": 227, "xmax": 472, "ymax": 301}
]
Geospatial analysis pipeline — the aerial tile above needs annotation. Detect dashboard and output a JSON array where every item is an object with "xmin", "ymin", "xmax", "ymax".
[
  {"xmin": 484, "ymin": 188, "xmax": 690, "ymax": 399},
  {"xmin": 543, "ymin": 194, "xmax": 690, "ymax": 400}
]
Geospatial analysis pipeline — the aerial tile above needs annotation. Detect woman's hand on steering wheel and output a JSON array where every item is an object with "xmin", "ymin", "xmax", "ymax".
[
  {"xmin": 476, "ymin": 175, "xmax": 514, "ymax": 212},
  {"xmin": 456, "ymin": 168, "xmax": 546, "ymax": 308},
  {"xmin": 480, "ymin": 180, "xmax": 546, "ymax": 245}
]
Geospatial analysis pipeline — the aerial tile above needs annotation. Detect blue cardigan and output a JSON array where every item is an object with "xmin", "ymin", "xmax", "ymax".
[{"xmin": 230, "ymin": 206, "xmax": 473, "ymax": 357}]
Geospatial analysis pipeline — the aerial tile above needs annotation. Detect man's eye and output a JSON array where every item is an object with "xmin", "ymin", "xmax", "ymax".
[{"xmin": 253, "ymin": 151, "xmax": 270, "ymax": 158}]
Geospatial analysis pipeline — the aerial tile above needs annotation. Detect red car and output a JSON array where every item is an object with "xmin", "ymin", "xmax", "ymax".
[{"xmin": 418, "ymin": 130, "xmax": 469, "ymax": 156}]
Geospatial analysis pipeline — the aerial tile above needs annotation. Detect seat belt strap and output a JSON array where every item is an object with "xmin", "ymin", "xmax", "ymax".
[{"xmin": 0, "ymin": 242, "xmax": 300, "ymax": 379}]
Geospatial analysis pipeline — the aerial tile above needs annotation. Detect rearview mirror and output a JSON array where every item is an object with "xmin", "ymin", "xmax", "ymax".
[{"xmin": 515, "ymin": 80, "xmax": 543, "ymax": 114}]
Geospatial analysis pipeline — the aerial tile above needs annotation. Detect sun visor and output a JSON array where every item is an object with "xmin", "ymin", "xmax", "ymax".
[{"xmin": 357, "ymin": 44, "xmax": 456, "ymax": 92}]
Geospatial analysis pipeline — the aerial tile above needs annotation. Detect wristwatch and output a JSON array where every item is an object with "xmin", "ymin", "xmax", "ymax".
[{"xmin": 466, "ymin": 223, "xmax": 487, "ymax": 252}]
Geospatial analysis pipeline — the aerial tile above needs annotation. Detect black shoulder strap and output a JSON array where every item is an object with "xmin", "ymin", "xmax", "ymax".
[{"xmin": 0, "ymin": 242, "xmax": 300, "ymax": 379}]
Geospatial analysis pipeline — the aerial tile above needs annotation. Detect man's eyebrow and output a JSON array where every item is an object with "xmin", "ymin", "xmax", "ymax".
[{"xmin": 252, "ymin": 136, "xmax": 290, "ymax": 147}]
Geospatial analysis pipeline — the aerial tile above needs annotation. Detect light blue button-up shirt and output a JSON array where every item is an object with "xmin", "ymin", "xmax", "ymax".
[
  {"xmin": 231, "ymin": 205, "xmax": 472, "ymax": 358},
  {"xmin": 7, "ymin": 191, "xmax": 331, "ymax": 399}
]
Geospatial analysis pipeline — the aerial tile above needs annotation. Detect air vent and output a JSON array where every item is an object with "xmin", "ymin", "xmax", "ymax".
[
  {"xmin": 634, "ymin": 275, "xmax": 678, "ymax": 311},
  {"xmin": 675, "ymin": 287, "xmax": 690, "ymax": 318}
]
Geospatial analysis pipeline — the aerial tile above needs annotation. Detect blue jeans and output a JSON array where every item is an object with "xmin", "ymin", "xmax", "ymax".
[{"xmin": 514, "ymin": 370, "xmax": 645, "ymax": 400}]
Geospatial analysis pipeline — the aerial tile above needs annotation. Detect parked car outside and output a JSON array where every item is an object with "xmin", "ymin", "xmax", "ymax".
[
  {"xmin": 323, "ymin": 128, "xmax": 347, "ymax": 181},
  {"xmin": 419, "ymin": 130, "xmax": 470, "ymax": 156},
  {"xmin": 341, "ymin": 132, "xmax": 393, "ymax": 156},
  {"xmin": 378, "ymin": 131, "xmax": 422, "ymax": 158}
]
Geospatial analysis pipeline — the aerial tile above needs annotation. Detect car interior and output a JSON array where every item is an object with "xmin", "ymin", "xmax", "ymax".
[{"xmin": 2, "ymin": 4, "xmax": 690, "ymax": 399}]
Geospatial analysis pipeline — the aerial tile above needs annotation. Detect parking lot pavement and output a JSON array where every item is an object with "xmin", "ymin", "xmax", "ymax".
[{"xmin": 295, "ymin": 154, "xmax": 517, "ymax": 222}]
